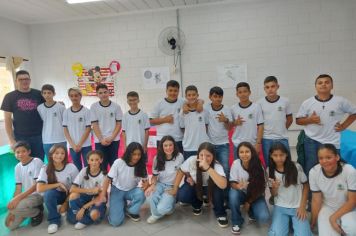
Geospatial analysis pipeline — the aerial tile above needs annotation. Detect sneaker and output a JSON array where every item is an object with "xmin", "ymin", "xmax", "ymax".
[
  {"xmin": 192, "ymin": 208, "xmax": 202, "ymax": 216},
  {"xmin": 231, "ymin": 225, "xmax": 241, "ymax": 235},
  {"xmin": 48, "ymin": 224, "xmax": 58, "ymax": 234},
  {"xmin": 203, "ymin": 196, "xmax": 210, "ymax": 207},
  {"xmin": 31, "ymin": 206, "xmax": 44, "ymax": 227},
  {"xmin": 269, "ymin": 196, "xmax": 274, "ymax": 205},
  {"xmin": 179, "ymin": 202, "xmax": 189, "ymax": 206},
  {"xmin": 126, "ymin": 213, "xmax": 140, "ymax": 222},
  {"xmin": 74, "ymin": 222, "xmax": 87, "ymax": 230},
  {"xmin": 248, "ymin": 215, "xmax": 256, "ymax": 222},
  {"xmin": 146, "ymin": 215, "xmax": 159, "ymax": 224},
  {"xmin": 217, "ymin": 216, "xmax": 228, "ymax": 228}
]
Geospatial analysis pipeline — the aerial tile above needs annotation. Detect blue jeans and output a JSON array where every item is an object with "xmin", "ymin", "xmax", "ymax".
[
  {"xmin": 95, "ymin": 140, "xmax": 119, "ymax": 169},
  {"xmin": 69, "ymin": 146, "xmax": 92, "ymax": 171},
  {"xmin": 43, "ymin": 142, "xmax": 67, "ymax": 162},
  {"xmin": 183, "ymin": 151, "xmax": 198, "ymax": 160},
  {"xmin": 68, "ymin": 194, "xmax": 106, "ymax": 225},
  {"xmin": 177, "ymin": 182, "xmax": 226, "ymax": 217},
  {"xmin": 268, "ymin": 205, "xmax": 312, "ymax": 236},
  {"xmin": 229, "ymin": 188, "xmax": 270, "ymax": 226},
  {"xmin": 214, "ymin": 143, "xmax": 230, "ymax": 200},
  {"xmin": 303, "ymin": 135, "xmax": 323, "ymax": 177},
  {"xmin": 108, "ymin": 185, "xmax": 145, "ymax": 227},
  {"xmin": 150, "ymin": 182, "xmax": 176, "ymax": 218},
  {"xmin": 14, "ymin": 134, "xmax": 44, "ymax": 161},
  {"xmin": 262, "ymin": 138, "xmax": 289, "ymax": 168},
  {"xmin": 44, "ymin": 189, "xmax": 67, "ymax": 225}
]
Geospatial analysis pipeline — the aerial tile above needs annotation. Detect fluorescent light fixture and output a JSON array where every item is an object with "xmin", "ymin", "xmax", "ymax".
[{"xmin": 66, "ymin": 0, "xmax": 103, "ymax": 4}]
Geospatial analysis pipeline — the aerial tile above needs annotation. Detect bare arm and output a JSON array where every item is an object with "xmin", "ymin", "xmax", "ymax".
[
  {"xmin": 110, "ymin": 121, "xmax": 121, "ymax": 141},
  {"xmin": 336, "ymin": 114, "xmax": 356, "ymax": 132},
  {"xmin": 329, "ymin": 191, "xmax": 356, "ymax": 231},
  {"xmin": 149, "ymin": 116, "xmax": 172, "ymax": 126},
  {"xmin": 92, "ymin": 122, "xmax": 104, "ymax": 142},
  {"xmin": 311, "ymin": 192, "xmax": 323, "ymax": 228},
  {"xmin": 4, "ymin": 111, "xmax": 15, "ymax": 146},
  {"xmin": 37, "ymin": 182, "xmax": 62, "ymax": 193},
  {"xmin": 70, "ymin": 185, "xmax": 100, "ymax": 195},
  {"xmin": 286, "ymin": 114, "xmax": 293, "ymax": 129},
  {"xmin": 64, "ymin": 127, "xmax": 76, "ymax": 148},
  {"xmin": 77, "ymin": 126, "xmax": 91, "ymax": 148}
]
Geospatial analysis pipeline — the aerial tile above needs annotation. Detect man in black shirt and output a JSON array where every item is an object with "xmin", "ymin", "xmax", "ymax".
[{"xmin": 1, "ymin": 70, "xmax": 45, "ymax": 160}]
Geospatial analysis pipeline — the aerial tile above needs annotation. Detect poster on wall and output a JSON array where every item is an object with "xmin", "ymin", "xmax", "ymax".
[
  {"xmin": 142, "ymin": 67, "xmax": 170, "ymax": 89},
  {"xmin": 217, "ymin": 64, "xmax": 247, "ymax": 88}
]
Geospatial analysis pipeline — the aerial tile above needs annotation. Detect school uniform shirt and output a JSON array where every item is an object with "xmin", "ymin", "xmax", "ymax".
[
  {"xmin": 72, "ymin": 167, "xmax": 105, "ymax": 195},
  {"xmin": 180, "ymin": 155, "xmax": 225, "ymax": 186},
  {"xmin": 296, "ymin": 95, "xmax": 356, "ymax": 148},
  {"xmin": 108, "ymin": 158, "xmax": 145, "ymax": 191},
  {"xmin": 62, "ymin": 106, "xmax": 91, "ymax": 148},
  {"xmin": 37, "ymin": 163, "xmax": 79, "ymax": 190},
  {"xmin": 257, "ymin": 96, "xmax": 292, "ymax": 140},
  {"xmin": 273, "ymin": 163, "xmax": 307, "ymax": 208},
  {"xmin": 229, "ymin": 159, "xmax": 250, "ymax": 193},
  {"xmin": 150, "ymin": 98, "xmax": 185, "ymax": 141},
  {"xmin": 90, "ymin": 101, "xmax": 123, "ymax": 143},
  {"xmin": 122, "ymin": 109, "xmax": 150, "ymax": 146},
  {"xmin": 152, "ymin": 153, "xmax": 184, "ymax": 185},
  {"xmin": 231, "ymin": 102, "xmax": 264, "ymax": 146},
  {"xmin": 205, "ymin": 104, "xmax": 233, "ymax": 145},
  {"xmin": 15, "ymin": 158, "xmax": 44, "ymax": 193},
  {"xmin": 309, "ymin": 163, "xmax": 356, "ymax": 210},
  {"xmin": 179, "ymin": 110, "xmax": 209, "ymax": 151},
  {"xmin": 37, "ymin": 102, "xmax": 66, "ymax": 144}
]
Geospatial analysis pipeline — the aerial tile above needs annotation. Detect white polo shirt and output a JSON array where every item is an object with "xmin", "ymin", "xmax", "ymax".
[
  {"xmin": 15, "ymin": 158, "xmax": 44, "ymax": 193},
  {"xmin": 37, "ymin": 163, "xmax": 79, "ymax": 190},
  {"xmin": 229, "ymin": 159, "xmax": 250, "ymax": 193},
  {"xmin": 205, "ymin": 104, "xmax": 233, "ymax": 145},
  {"xmin": 122, "ymin": 109, "xmax": 150, "ymax": 146},
  {"xmin": 73, "ymin": 167, "xmax": 105, "ymax": 195},
  {"xmin": 152, "ymin": 153, "xmax": 184, "ymax": 185}
]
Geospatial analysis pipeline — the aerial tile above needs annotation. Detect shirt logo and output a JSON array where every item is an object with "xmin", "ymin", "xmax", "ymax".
[
  {"xmin": 53, "ymin": 112, "xmax": 57, "ymax": 117},
  {"xmin": 337, "ymin": 184, "xmax": 345, "ymax": 191},
  {"xmin": 95, "ymin": 181, "xmax": 99, "ymax": 187},
  {"xmin": 110, "ymin": 112, "xmax": 114, "ymax": 117},
  {"xmin": 278, "ymin": 106, "xmax": 283, "ymax": 111},
  {"xmin": 66, "ymin": 177, "xmax": 71, "ymax": 185},
  {"xmin": 248, "ymin": 113, "xmax": 253, "ymax": 119},
  {"xmin": 138, "ymin": 119, "xmax": 141, "ymax": 124},
  {"xmin": 330, "ymin": 111, "xmax": 335, "ymax": 117},
  {"xmin": 177, "ymin": 108, "xmax": 181, "ymax": 113},
  {"xmin": 28, "ymin": 171, "xmax": 33, "ymax": 177},
  {"xmin": 79, "ymin": 117, "xmax": 83, "ymax": 122},
  {"xmin": 198, "ymin": 116, "xmax": 203, "ymax": 122},
  {"xmin": 17, "ymin": 99, "xmax": 38, "ymax": 111}
]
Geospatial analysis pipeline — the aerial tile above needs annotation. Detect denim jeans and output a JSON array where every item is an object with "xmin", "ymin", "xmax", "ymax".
[
  {"xmin": 150, "ymin": 182, "xmax": 176, "ymax": 218},
  {"xmin": 303, "ymin": 135, "xmax": 323, "ymax": 177},
  {"xmin": 68, "ymin": 193, "xmax": 106, "ymax": 225},
  {"xmin": 44, "ymin": 189, "xmax": 67, "ymax": 225},
  {"xmin": 268, "ymin": 205, "xmax": 312, "ymax": 236},
  {"xmin": 43, "ymin": 142, "xmax": 67, "ymax": 162},
  {"xmin": 69, "ymin": 146, "xmax": 92, "ymax": 171},
  {"xmin": 177, "ymin": 182, "xmax": 226, "ymax": 217},
  {"xmin": 214, "ymin": 143, "xmax": 230, "ymax": 200},
  {"xmin": 262, "ymin": 138, "xmax": 289, "ymax": 168},
  {"xmin": 229, "ymin": 188, "xmax": 270, "ymax": 226},
  {"xmin": 183, "ymin": 151, "xmax": 198, "ymax": 160},
  {"xmin": 14, "ymin": 134, "xmax": 45, "ymax": 161},
  {"xmin": 108, "ymin": 185, "xmax": 145, "ymax": 227},
  {"xmin": 95, "ymin": 140, "xmax": 119, "ymax": 170}
]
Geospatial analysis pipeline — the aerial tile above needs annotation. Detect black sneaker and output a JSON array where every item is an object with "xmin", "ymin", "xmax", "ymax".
[
  {"xmin": 269, "ymin": 196, "xmax": 275, "ymax": 205},
  {"xmin": 126, "ymin": 213, "xmax": 140, "ymax": 222},
  {"xmin": 31, "ymin": 205, "xmax": 44, "ymax": 227},
  {"xmin": 192, "ymin": 208, "xmax": 202, "ymax": 216},
  {"xmin": 231, "ymin": 225, "xmax": 241, "ymax": 235},
  {"xmin": 217, "ymin": 216, "xmax": 228, "ymax": 228},
  {"xmin": 203, "ymin": 196, "xmax": 210, "ymax": 207}
]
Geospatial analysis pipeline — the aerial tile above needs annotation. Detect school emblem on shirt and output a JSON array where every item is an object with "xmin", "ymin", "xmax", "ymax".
[
  {"xmin": 278, "ymin": 106, "xmax": 283, "ymax": 111},
  {"xmin": 337, "ymin": 184, "xmax": 345, "ymax": 191},
  {"xmin": 329, "ymin": 110, "xmax": 335, "ymax": 117},
  {"xmin": 138, "ymin": 119, "xmax": 141, "ymax": 124},
  {"xmin": 177, "ymin": 108, "xmax": 181, "ymax": 113},
  {"xmin": 53, "ymin": 112, "xmax": 57, "ymax": 117},
  {"xmin": 66, "ymin": 177, "xmax": 71, "ymax": 185},
  {"xmin": 28, "ymin": 171, "xmax": 33, "ymax": 177},
  {"xmin": 95, "ymin": 181, "xmax": 99, "ymax": 187},
  {"xmin": 199, "ymin": 116, "xmax": 203, "ymax": 122},
  {"xmin": 78, "ymin": 117, "xmax": 83, "ymax": 122},
  {"xmin": 248, "ymin": 113, "xmax": 253, "ymax": 119},
  {"xmin": 110, "ymin": 112, "xmax": 114, "ymax": 117}
]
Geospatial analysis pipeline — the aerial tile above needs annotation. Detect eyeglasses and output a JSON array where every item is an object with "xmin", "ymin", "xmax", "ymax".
[{"xmin": 17, "ymin": 78, "xmax": 30, "ymax": 81}]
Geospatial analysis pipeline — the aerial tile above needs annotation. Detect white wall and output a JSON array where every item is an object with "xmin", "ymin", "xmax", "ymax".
[{"xmin": 28, "ymin": 0, "xmax": 356, "ymax": 146}]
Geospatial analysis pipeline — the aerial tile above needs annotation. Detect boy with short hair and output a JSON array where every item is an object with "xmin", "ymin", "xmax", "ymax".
[
  {"xmin": 150, "ymin": 80, "xmax": 185, "ymax": 153},
  {"xmin": 231, "ymin": 82, "xmax": 264, "ymax": 159},
  {"xmin": 37, "ymin": 84, "xmax": 66, "ymax": 159},
  {"xmin": 257, "ymin": 76, "xmax": 293, "ymax": 167},
  {"xmin": 122, "ymin": 91, "xmax": 150, "ymax": 154},
  {"xmin": 5, "ymin": 141, "xmax": 44, "ymax": 230},
  {"xmin": 180, "ymin": 85, "xmax": 209, "ymax": 160},
  {"xmin": 90, "ymin": 84, "xmax": 122, "ymax": 169}
]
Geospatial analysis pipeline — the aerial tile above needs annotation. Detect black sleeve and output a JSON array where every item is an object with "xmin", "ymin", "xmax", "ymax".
[{"xmin": 0, "ymin": 92, "xmax": 13, "ymax": 112}]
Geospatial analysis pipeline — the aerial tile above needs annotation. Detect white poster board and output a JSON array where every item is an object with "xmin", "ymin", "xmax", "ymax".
[
  {"xmin": 142, "ymin": 67, "xmax": 170, "ymax": 89},
  {"xmin": 217, "ymin": 64, "xmax": 247, "ymax": 88}
]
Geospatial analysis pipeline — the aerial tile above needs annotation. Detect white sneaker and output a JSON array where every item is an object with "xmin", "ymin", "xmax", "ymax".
[
  {"xmin": 48, "ymin": 224, "xmax": 58, "ymax": 234},
  {"xmin": 146, "ymin": 215, "xmax": 159, "ymax": 224},
  {"xmin": 74, "ymin": 222, "xmax": 87, "ymax": 230},
  {"xmin": 231, "ymin": 225, "xmax": 241, "ymax": 235}
]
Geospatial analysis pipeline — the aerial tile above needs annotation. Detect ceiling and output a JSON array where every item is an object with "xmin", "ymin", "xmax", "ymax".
[{"xmin": 0, "ymin": 0, "xmax": 229, "ymax": 24}]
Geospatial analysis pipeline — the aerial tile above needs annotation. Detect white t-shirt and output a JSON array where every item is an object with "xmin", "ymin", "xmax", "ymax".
[
  {"xmin": 62, "ymin": 106, "xmax": 91, "ymax": 148},
  {"xmin": 73, "ymin": 167, "xmax": 106, "ymax": 195},
  {"xmin": 257, "ymin": 96, "xmax": 292, "ymax": 140},
  {"xmin": 108, "ymin": 158, "xmax": 144, "ymax": 191},
  {"xmin": 122, "ymin": 109, "xmax": 150, "ymax": 146},
  {"xmin": 231, "ymin": 102, "xmax": 264, "ymax": 146},
  {"xmin": 272, "ymin": 163, "xmax": 307, "ymax": 208},
  {"xmin": 309, "ymin": 163, "xmax": 356, "ymax": 210},
  {"xmin": 229, "ymin": 159, "xmax": 250, "ymax": 193},
  {"xmin": 37, "ymin": 163, "xmax": 79, "ymax": 190},
  {"xmin": 15, "ymin": 158, "xmax": 44, "ymax": 193},
  {"xmin": 90, "ymin": 101, "xmax": 123, "ymax": 143},
  {"xmin": 37, "ymin": 102, "xmax": 66, "ymax": 144},
  {"xmin": 152, "ymin": 153, "xmax": 184, "ymax": 185},
  {"xmin": 150, "ymin": 98, "xmax": 185, "ymax": 141},
  {"xmin": 180, "ymin": 155, "xmax": 225, "ymax": 186},
  {"xmin": 179, "ymin": 110, "xmax": 209, "ymax": 151},
  {"xmin": 205, "ymin": 104, "xmax": 233, "ymax": 145},
  {"xmin": 296, "ymin": 95, "xmax": 356, "ymax": 148}
]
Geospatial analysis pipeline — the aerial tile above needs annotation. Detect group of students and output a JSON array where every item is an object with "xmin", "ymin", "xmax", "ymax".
[{"xmin": 4, "ymin": 73, "xmax": 356, "ymax": 236}]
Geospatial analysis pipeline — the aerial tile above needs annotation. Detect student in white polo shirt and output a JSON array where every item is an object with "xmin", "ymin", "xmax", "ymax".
[
  {"xmin": 257, "ymin": 76, "xmax": 293, "ymax": 167},
  {"xmin": 99, "ymin": 142, "xmax": 148, "ymax": 227},
  {"xmin": 179, "ymin": 85, "xmax": 209, "ymax": 160},
  {"xmin": 63, "ymin": 87, "xmax": 92, "ymax": 171},
  {"xmin": 150, "ymin": 80, "xmax": 185, "ymax": 153},
  {"xmin": 90, "ymin": 83, "xmax": 123, "ymax": 169},
  {"xmin": 296, "ymin": 74, "xmax": 356, "ymax": 176},
  {"xmin": 37, "ymin": 84, "xmax": 66, "ymax": 159},
  {"xmin": 310, "ymin": 144, "xmax": 356, "ymax": 236},
  {"xmin": 5, "ymin": 141, "xmax": 44, "ymax": 230},
  {"xmin": 231, "ymin": 82, "xmax": 264, "ymax": 159}
]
